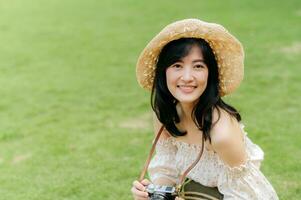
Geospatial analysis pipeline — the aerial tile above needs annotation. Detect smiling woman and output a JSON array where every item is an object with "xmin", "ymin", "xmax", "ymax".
[
  {"xmin": 150, "ymin": 37, "xmax": 229, "ymax": 141},
  {"xmin": 131, "ymin": 19, "xmax": 279, "ymax": 200}
]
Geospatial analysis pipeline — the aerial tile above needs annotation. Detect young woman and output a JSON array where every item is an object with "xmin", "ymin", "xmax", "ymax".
[{"xmin": 131, "ymin": 19, "xmax": 279, "ymax": 200}]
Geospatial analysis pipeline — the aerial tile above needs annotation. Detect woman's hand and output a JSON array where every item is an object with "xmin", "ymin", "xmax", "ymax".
[{"xmin": 131, "ymin": 179, "xmax": 151, "ymax": 200}]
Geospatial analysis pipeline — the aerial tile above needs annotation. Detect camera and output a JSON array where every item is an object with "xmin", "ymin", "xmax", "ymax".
[{"xmin": 146, "ymin": 184, "xmax": 177, "ymax": 200}]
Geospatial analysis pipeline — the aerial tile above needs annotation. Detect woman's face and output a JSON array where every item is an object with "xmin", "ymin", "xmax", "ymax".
[{"xmin": 166, "ymin": 45, "xmax": 209, "ymax": 106}]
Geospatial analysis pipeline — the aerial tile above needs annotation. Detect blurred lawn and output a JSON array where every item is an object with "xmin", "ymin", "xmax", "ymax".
[{"xmin": 0, "ymin": 0, "xmax": 300, "ymax": 199}]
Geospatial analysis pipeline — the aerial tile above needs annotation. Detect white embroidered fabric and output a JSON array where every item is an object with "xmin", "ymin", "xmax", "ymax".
[{"xmin": 148, "ymin": 122, "xmax": 279, "ymax": 199}]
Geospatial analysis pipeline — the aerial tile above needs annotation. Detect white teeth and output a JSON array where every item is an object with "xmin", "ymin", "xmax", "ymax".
[
  {"xmin": 179, "ymin": 86, "xmax": 196, "ymax": 88},
  {"xmin": 177, "ymin": 85, "xmax": 197, "ymax": 89}
]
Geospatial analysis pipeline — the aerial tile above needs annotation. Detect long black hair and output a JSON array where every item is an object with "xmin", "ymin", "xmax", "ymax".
[{"xmin": 150, "ymin": 38, "xmax": 241, "ymax": 143}]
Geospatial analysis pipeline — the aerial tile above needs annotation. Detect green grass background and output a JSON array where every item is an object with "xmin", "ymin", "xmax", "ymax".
[{"xmin": 0, "ymin": 0, "xmax": 300, "ymax": 199}]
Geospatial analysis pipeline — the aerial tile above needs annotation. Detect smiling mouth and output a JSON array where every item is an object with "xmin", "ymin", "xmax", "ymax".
[
  {"xmin": 177, "ymin": 85, "xmax": 197, "ymax": 88},
  {"xmin": 177, "ymin": 85, "xmax": 197, "ymax": 93}
]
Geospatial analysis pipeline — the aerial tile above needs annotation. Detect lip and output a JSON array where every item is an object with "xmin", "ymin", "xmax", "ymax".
[{"xmin": 177, "ymin": 85, "xmax": 197, "ymax": 93}]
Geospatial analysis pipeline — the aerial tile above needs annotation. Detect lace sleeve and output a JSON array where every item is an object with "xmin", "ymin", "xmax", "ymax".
[
  {"xmin": 147, "ymin": 137, "xmax": 179, "ymax": 184},
  {"xmin": 217, "ymin": 123, "xmax": 279, "ymax": 199}
]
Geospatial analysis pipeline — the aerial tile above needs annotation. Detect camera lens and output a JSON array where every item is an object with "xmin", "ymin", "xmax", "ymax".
[{"xmin": 150, "ymin": 192, "xmax": 171, "ymax": 200}]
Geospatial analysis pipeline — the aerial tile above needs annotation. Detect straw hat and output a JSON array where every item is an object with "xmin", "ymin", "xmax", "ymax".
[{"xmin": 136, "ymin": 18, "xmax": 244, "ymax": 96}]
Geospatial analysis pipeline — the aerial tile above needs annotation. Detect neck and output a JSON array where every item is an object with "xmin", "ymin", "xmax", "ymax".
[{"xmin": 177, "ymin": 102, "xmax": 196, "ymax": 122}]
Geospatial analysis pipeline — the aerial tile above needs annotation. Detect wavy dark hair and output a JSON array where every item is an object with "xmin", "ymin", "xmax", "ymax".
[{"xmin": 150, "ymin": 38, "xmax": 241, "ymax": 143}]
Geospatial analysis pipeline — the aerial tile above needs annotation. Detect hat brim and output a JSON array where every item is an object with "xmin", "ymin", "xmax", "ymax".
[{"xmin": 136, "ymin": 18, "xmax": 244, "ymax": 96}]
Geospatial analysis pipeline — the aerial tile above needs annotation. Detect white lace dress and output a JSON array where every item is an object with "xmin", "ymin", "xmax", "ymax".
[{"xmin": 148, "ymin": 123, "xmax": 279, "ymax": 199}]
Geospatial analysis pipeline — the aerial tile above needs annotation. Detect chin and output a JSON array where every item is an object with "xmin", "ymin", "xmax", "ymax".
[
  {"xmin": 176, "ymin": 98, "xmax": 199, "ymax": 104},
  {"xmin": 174, "ymin": 93, "xmax": 202, "ymax": 103}
]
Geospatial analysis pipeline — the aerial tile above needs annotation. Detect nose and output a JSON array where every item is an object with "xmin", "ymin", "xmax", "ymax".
[{"xmin": 181, "ymin": 67, "xmax": 193, "ymax": 81}]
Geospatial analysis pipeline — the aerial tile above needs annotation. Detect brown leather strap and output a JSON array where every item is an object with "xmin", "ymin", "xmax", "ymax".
[
  {"xmin": 139, "ymin": 125, "xmax": 205, "ymax": 186},
  {"xmin": 139, "ymin": 125, "xmax": 165, "ymax": 182},
  {"xmin": 179, "ymin": 136, "xmax": 204, "ymax": 184}
]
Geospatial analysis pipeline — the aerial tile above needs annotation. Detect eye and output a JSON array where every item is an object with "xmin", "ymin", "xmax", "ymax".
[
  {"xmin": 172, "ymin": 64, "xmax": 182, "ymax": 68},
  {"xmin": 194, "ymin": 64, "xmax": 205, "ymax": 68}
]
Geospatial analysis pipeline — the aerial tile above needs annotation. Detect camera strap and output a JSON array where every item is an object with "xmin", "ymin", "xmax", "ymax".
[{"xmin": 139, "ymin": 125, "xmax": 205, "ymax": 190}]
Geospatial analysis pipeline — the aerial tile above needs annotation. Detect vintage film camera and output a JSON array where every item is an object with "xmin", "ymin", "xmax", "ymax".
[{"xmin": 146, "ymin": 184, "xmax": 177, "ymax": 200}]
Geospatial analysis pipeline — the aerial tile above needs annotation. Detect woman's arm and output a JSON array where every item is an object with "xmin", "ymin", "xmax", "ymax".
[
  {"xmin": 211, "ymin": 108, "xmax": 279, "ymax": 199},
  {"xmin": 210, "ymin": 108, "xmax": 247, "ymax": 167}
]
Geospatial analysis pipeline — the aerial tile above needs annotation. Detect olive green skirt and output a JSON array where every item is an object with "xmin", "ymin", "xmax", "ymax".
[{"xmin": 178, "ymin": 178, "xmax": 224, "ymax": 200}]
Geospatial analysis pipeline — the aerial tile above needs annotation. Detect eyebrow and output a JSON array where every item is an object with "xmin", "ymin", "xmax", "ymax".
[{"xmin": 193, "ymin": 59, "xmax": 205, "ymax": 63}]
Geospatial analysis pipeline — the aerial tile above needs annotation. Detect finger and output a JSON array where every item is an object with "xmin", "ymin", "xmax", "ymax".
[
  {"xmin": 132, "ymin": 180, "xmax": 146, "ymax": 191},
  {"xmin": 133, "ymin": 195, "xmax": 147, "ymax": 200},
  {"xmin": 141, "ymin": 179, "xmax": 151, "ymax": 186},
  {"xmin": 131, "ymin": 187, "xmax": 149, "ymax": 198},
  {"xmin": 135, "ymin": 197, "xmax": 148, "ymax": 200}
]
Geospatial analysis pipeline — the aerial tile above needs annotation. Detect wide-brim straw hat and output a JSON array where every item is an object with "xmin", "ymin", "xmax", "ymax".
[{"xmin": 136, "ymin": 18, "xmax": 244, "ymax": 96}]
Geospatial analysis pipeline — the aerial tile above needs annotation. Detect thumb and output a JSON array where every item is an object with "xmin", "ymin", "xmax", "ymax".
[{"xmin": 141, "ymin": 179, "xmax": 151, "ymax": 186}]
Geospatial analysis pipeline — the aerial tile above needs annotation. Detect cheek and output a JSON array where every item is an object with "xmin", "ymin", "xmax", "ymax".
[
  {"xmin": 198, "ymin": 72, "xmax": 208, "ymax": 84},
  {"xmin": 166, "ymin": 70, "xmax": 177, "ymax": 87}
]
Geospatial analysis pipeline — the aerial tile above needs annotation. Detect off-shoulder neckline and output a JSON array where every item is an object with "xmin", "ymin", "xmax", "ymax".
[{"xmin": 162, "ymin": 122, "xmax": 247, "ymax": 154}]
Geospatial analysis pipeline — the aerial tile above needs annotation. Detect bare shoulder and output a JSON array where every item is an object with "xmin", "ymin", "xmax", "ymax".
[
  {"xmin": 152, "ymin": 111, "xmax": 171, "ymax": 139},
  {"xmin": 210, "ymin": 107, "xmax": 247, "ymax": 167},
  {"xmin": 210, "ymin": 107, "xmax": 242, "ymax": 144}
]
